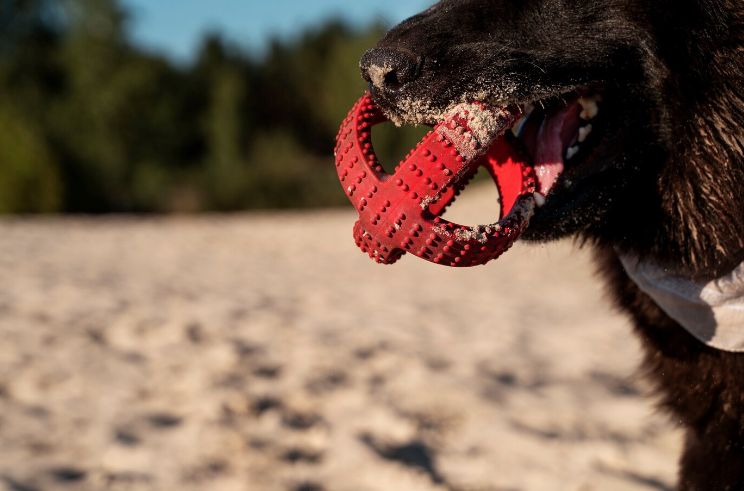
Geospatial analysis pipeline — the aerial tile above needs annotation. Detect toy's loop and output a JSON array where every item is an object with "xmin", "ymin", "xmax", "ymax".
[{"xmin": 334, "ymin": 94, "xmax": 535, "ymax": 267}]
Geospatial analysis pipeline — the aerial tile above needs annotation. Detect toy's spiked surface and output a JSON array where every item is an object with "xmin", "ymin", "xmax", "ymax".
[{"xmin": 334, "ymin": 94, "xmax": 536, "ymax": 267}]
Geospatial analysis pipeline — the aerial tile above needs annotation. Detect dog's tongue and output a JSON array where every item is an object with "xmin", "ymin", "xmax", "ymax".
[{"xmin": 519, "ymin": 98, "xmax": 582, "ymax": 195}]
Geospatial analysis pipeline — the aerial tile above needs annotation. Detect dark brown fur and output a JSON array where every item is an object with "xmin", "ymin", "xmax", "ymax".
[
  {"xmin": 360, "ymin": 1, "xmax": 744, "ymax": 488},
  {"xmin": 597, "ymin": 246, "xmax": 744, "ymax": 490}
]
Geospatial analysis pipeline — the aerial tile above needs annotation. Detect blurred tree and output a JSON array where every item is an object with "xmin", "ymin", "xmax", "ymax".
[
  {"xmin": 51, "ymin": 0, "xmax": 180, "ymax": 211},
  {"xmin": 195, "ymin": 34, "xmax": 251, "ymax": 210},
  {"xmin": 0, "ymin": 104, "xmax": 61, "ymax": 212},
  {"xmin": 0, "ymin": 0, "xmax": 429, "ymax": 213},
  {"xmin": 0, "ymin": 0, "xmax": 65, "ymax": 211}
]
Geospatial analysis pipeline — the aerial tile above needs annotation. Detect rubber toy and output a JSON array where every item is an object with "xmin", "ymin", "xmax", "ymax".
[{"xmin": 334, "ymin": 93, "xmax": 536, "ymax": 267}]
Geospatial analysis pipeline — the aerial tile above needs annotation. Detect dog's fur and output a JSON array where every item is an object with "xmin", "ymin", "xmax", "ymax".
[{"xmin": 360, "ymin": 1, "xmax": 744, "ymax": 488}]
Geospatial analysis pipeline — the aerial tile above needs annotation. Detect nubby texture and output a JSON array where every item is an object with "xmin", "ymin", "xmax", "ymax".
[{"xmin": 334, "ymin": 93, "xmax": 536, "ymax": 267}]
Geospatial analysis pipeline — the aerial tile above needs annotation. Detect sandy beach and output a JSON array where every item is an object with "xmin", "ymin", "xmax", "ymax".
[{"xmin": 0, "ymin": 186, "xmax": 681, "ymax": 491}]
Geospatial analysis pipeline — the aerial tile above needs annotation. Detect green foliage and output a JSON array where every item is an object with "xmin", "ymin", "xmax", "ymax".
[
  {"xmin": 0, "ymin": 104, "xmax": 61, "ymax": 212},
  {"xmin": 0, "ymin": 0, "xmax": 427, "ymax": 213}
]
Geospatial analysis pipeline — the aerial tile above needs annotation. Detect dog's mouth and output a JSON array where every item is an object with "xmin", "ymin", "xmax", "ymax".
[
  {"xmin": 336, "ymin": 87, "xmax": 618, "ymax": 265},
  {"xmin": 375, "ymin": 86, "xmax": 611, "ymax": 209},
  {"xmin": 513, "ymin": 89, "xmax": 607, "ymax": 203}
]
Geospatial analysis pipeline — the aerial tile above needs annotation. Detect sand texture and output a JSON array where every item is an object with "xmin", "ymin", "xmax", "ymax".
[{"xmin": 0, "ymin": 186, "xmax": 681, "ymax": 491}]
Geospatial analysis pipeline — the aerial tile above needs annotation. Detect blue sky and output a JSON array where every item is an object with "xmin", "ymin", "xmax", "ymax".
[{"xmin": 121, "ymin": 0, "xmax": 435, "ymax": 62}]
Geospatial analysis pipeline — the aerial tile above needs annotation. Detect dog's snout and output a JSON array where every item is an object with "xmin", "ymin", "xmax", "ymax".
[{"xmin": 360, "ymin": 47, "xmax": 423, "ymax": 93}]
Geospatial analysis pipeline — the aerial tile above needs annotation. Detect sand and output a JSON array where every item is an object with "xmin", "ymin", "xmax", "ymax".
[{"xmin": 0, "ymin": 185, "xmax": 681, "ymax": 491}]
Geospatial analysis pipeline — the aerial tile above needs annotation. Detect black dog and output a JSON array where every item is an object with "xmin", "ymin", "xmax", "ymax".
[{"xmin": 360, "ymin": 1, "xmax": 744, "ymax": 489}]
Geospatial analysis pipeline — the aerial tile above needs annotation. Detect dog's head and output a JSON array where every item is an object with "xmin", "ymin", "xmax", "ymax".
[{"xmin": 360, "ymin": 0, "xmax": 744, "ymax": 278}]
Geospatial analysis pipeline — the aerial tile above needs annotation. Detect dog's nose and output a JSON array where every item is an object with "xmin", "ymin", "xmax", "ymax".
[{"xmin": 360, "ymin": 47, "xmax": 422, "ymax": 92}]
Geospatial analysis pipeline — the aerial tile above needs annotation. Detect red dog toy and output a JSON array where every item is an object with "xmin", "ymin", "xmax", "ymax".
[{"xmin": 334, "ymin": 93, "xmax": 535, "ymax": 267}]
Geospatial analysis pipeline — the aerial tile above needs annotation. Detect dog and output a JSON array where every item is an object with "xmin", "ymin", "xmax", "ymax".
[{"xmin": 359, "ymin": 1, "xmax": 744, "ymax": 489}]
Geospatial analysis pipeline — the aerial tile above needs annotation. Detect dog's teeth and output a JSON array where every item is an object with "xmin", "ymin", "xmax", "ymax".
[
  {"xmin": 578, "ymin": 124, "xmax": 592, "ymax": 143},
  {"xmin": 566, "ymin": 146, "xmax": 580, "ymax": 160},
  {"xmin": 578, "ymin": 94, "xmax": 602, "ymax": 120},
  {"xmin": 579, "ymin": 100, "xmax": 598, "ymax": 120},
  {"xmin": 533, "ymin": 192, "xmax": 546, "ymax": 207}
]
